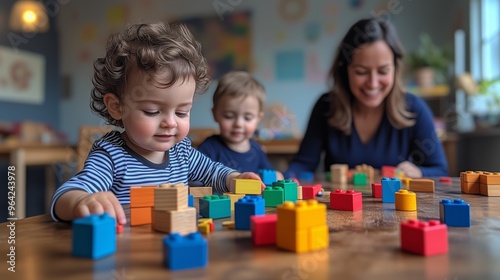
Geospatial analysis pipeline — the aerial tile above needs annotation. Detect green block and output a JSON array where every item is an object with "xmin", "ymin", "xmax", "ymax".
[
  {"xmin": 325, "ymin": 171, "xmax": 331, "ymax": 182},
  {"xmin": 262, "ymin": 186, "xmax": 285, "ymax": 207},
  {"xmin": 199, "ymin": 195, "xmax": 231, "ymax": 219},
  {"xmin": 272, "ymin": 180, "xmax": 298, "ymax": 202},
  {"xmin": 353, "ymin": 173, "xmax": 368, "ymax": 185}
]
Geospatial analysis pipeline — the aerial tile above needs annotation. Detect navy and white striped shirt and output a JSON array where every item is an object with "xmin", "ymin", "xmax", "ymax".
[{"xmin": 50, "ymin": 131, "xmax": 235, "ymax": 221}]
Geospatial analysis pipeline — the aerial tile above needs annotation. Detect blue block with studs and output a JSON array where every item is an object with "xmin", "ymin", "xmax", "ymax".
[
  {"xmin": 235, "ymin": 195, "xmax": 265, "ymax": 230},
  {"xmin": 439, "ymin": 198, "xmax": 471, "ymax": 227},
  {"xmin": 381, "ymin": 177, "xmax": 401, "ymax": 203},
  {"xmin": 163, "ymin": 232, "xmax": 208, "ymax": 270},
  {"xmin": 72, "ymin": 213, "xmax": 116, "ymax": 259}
]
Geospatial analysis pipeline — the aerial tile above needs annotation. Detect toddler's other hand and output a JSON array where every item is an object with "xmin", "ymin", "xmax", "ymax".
[
  {"xmin": 74, "ymin": 192, "xmax": 127, "ymax": 225},
  {"xmin": 396, "ymin": 161, "xmax": 422, "ymax": 178}
]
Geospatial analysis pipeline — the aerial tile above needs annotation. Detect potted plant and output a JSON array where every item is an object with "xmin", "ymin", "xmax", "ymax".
[{"xmin": 406, "ymin": 34, "xmax": 452, "ymax": 88}]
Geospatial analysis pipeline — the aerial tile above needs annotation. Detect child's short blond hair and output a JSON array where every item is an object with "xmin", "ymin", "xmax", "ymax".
[{"xmin": 212, "ymin": 71, "xmax": 265, "ymax": 112}]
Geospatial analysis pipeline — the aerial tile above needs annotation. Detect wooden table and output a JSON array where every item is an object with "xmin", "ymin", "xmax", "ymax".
[
  {"xmin": 1, "ymin": 178, "xmax": 500, "ymax": 279},
  {"xmin": 0, "ymin": 143, "xmax": 75, "ymax": 219}
]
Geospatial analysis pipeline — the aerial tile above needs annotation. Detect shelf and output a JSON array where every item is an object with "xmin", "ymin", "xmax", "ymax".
[{"xmin": 407, "ymin": 84, "xmax": 450, "ymax": 98}]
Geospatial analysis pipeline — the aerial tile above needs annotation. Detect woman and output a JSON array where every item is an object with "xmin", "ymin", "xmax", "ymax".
[{"xmin": 285, "ymin": 18, "xmax": 448, "ymax": 179}]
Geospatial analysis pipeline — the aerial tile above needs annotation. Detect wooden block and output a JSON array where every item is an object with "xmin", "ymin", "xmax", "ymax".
[
  {"xmin": 460, "ymin": 171, "xmax": 484, "ymax": 183},
  {"xmin": 130, "ymin": 186, "xmax": 156, "ymax": 208},
  {"xmin": 355, "ymin": 164, "xmax": 374, "ymax": 180},
  {"xmin": 130, "ymin": 207, "xmax": 152, "ymax": 226},
  {"xmin": 480, "ymin": 184, "xmax": 500, "ymax": 196},
  {"xmin": 297, "ymin": 186, "xmax": 302, "ymax": 200},
  {"xmin": 461, "ymin": 181, "xmax": 480, "ymax": 194},
  {"xmin": 409, "ymin": 179, "xmax": 435, "ymax": 193},
  {"xmin": 152, "ymin": 207, "xmax": 197, "ymax": 235},
  {"xmin": 331, "ymin": 164, "xmax": 348, "ymax": 184},
  {"xmin": 189, "ymin": 186, "xmax": 213, "ymax": 197},
  {"xmin": 154, "ymin": 183, "xmax": 188, "ymax": 211},
  {"xmin": 479, "ymin": 172, "xmax": 500, "ymax": 185}
]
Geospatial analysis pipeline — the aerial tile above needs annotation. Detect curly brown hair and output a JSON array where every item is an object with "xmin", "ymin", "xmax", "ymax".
[
  {"xmin": 90, "ymin": 22, "xmax": 210, "ymax": 127},
  {"xmin": 327, "ymin": 18, "xmax": 415, "ymax": 135}
]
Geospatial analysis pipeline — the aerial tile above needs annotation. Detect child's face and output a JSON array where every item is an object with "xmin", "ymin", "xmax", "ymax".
[
  {"xmin": 213, "ymin": 95, "xmax": 263, "ymax": 147},
  {"xmin": 119, "ymin": 70, "xmax": 195, "ymax": 160}
]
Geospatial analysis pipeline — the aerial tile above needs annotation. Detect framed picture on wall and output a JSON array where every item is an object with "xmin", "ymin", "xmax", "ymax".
[{"xmin": 0, "ymin": 46, "xmax": 45, "ymax": 104}]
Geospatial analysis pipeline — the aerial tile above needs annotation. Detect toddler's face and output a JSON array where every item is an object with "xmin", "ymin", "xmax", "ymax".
[
  {"xmin": 119, "ymin": 70, "xmax": 195, "ymax": 161},
  {"xmin": 213, "ymin": 95, "xmax": 263, "ymax": 147}
]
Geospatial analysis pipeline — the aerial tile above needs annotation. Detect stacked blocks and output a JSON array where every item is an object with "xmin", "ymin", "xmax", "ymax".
[
  {"xmin": 355, "ymin": 164, "xmax": 374, "ymax": 181},
  {"xmin": 153, "ymin": 183, "xmax": 197, "ymax": 235},
  {"xmin": 409, "ymin": 179, "xmax": 435, "ymax": 193},
  {"xmin": 276, "ymin": 200, "xmax": 328, "ymax": 253},
  {"xmin": 381, "ymin": 177, "xmax": 401, "ymax": 203},
  {"xmin": 353, "ymin": 173, "xmax": 368, "ymax": 185},
  {"xmin": 259, "ymin": 169, "xmax": 277, "ymax": 186},
  {"xmin": 330, "ymin": 189, "xmax": 362, "ymax": 211},
  {"xmin": 479, "ymin": 172, "xmax": 500, "ymax": 196},
  {"xmin": 371, "ymin": 183, "xmax": 382, "ymax": 198},
  {"xmin": 251, "ymin": 214, "xmax": 277, "ymax": 245},
  {"xmin": 234, "ymin": 179, "xmax": 262, "ymax": 195},
  {"xmin": 272, "ymin": 180, "xmax": 298, "ymax": 202},
  {"xmin": 439, "ymin": 199, "xmax": 470, "ymax": 227},
  {"xmin": 395, "ymin": 190, "xmax": 417, "ymax": 211},
  {"xmin": 262, "ymin": 186, "xmax": 285, "ymax": 207},
  {"xmin": 72, "ymin": 213, "xmax": 116, "ymax": 259},
  {"xmin": 163, "ymin": 232, "xmax": 208, "ymax": 271},
  {"xmin": 130, "ymin": 186, "xmax": 156, "ymax": 226},
  {"xmin": 400, "ymin": 219, "xmax": 448, "ymax": 256},
  {"xmin": 460, "ymin": 171, "xmax": 482, "ymax": 194},
  {"xmin": 199, "ymin": 195, "xmax": 231, "ymax": 219},
  {"xmin": 235, "ymin": 196, "xmax": 265, "ymax": 230},
  {"xmin": 302, "ymin": 184, "xmax": 322, "ymax": 199},
  {"xmin": 330, "ymin": 164, "xmax": 348, "ymax": 184}
]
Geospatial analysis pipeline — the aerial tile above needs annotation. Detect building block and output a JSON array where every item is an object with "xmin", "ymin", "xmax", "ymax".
[
  {"xmin": 395, "ymin": 190, "xmax": 417, "ymax": 211},
  {"xmin": 272, "ymin": 180, "xmax": 298, "ymax": 202},
  {"xmin": 460, "ymin": 170, "xmax": 484, "ymax": 182},
  {"xmin": 163, "ymin": 232, "xmax": 208, "ymax": 271},
  {"xmin": 479, "ymin": 172, "xmax": 500, "ymax": 184},
  {"xmin": 130, "ymin": 206, "xmax": 152, "ymax": 226},
  {"xmin": 199, "ymin": 195, "xmax": 231, "ymax": 219},
  {"xmin": 402, "ymin": 177, "xmax": 412, "ymax": 187},
  {"xmin": 250, "ymin": 214, "xmax": 277, "ymax": 245},
  {"xmin": 480, "ymin": 184, "xmax": 500, "ymax": 196},
  {"xmin": 439, "ymin": 177, "xmax": 452, "ymax": 183},
  {"xmin": 381, "ymin": 166, "xmax": 396, "ymax": 178},
  {"xmin": 235, "ymin": 196, "xmax": 265, "ymax": 230},
  {"xmin": 371, "ymin": 183, "xmax": 382, "ymax": 198},
  {"xmin": 188, "ymin": 194, "xmax": 194, "ymax": 207},
  {"xmin": 189, "ymin": 186, "xmax": 213, "ymax": 197},
  {"xmin": 155, "ymin": 183, "xmax": 188, "ymax": 211},
  {"xmin": 72, "ymin": 213, "xmax": 116, "ymax": 259},
  {"xmin": 276, "ymin": 200, "xmax": 328, "ymax": 253},
  {"xmin": 262, "ymin": 186, "xmax": 285, "ymax": 207},
  {"xmin": 439, "ymin": 199, "xmax": 470, "ymax": 227},
  {"xmin": 353, "ymin": 172, "xmax": 368, "ymax": 185},
  {"xmin": 152, "ymin": 207, "xmax": 197, "ymax": 234},
  {"xmin": 355, "ymin": 164, "xmax": 374, "ymax": 181},
  {"xmin": 259, "ymin": 169, "xmax": 277, "ymax": 186},
  {"xmin": 400, "ymin": 219, "xmax": 448, "ymax": 256},
  {"xmin": 330, "ymin": 164, "xmax": 348, "ymax": 183},
  {"xmin": 330, "ymin": 189, "xmax": 362, "ymax": 211},
  {"xmin": 297, "ymin": 186, "xmax": 302, "ymax": 200},
  {"xmin": 198, "ymin": 218, "xmax": 214, "ymax": 234},
  {"xmin": 461, "ymin": 181, "xmax": 480, "ymax": 194},
  {"xmin": 116, "ymin": 224, "xmax": 123, "ymax": 234},
  {"xmin": 223, "ymin": 192, "xmax": 245, "ymax": 210},
  {"xmin": 130, "ymin": 186, "xmax": 156, "ymax": 207},
  {"xmin": 302, "ymin": 184, "xmax": 321, "ymax": 199},
  {"xmin": 409, "ymin": 179, "xmax": 435, "ymax": 193},
  {"xmin": 381, "ymin": 177, "xmax": 401, "ymax": 203},
  {"xmin": 234, "ymin": 179, "xmax": 262, "ymax": 195}
]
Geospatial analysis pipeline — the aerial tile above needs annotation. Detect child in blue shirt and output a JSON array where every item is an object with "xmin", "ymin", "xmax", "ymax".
[
  {"xmin": 51, "ymin": 22, "xmax": 262, "ymax": 225},
  {"xmin": 197, "ymin": 71, "xmax": 283, "ymax": 179},
  {"xmin": 285, "ymin": 18, "xmax": 448, "ymax": 178}
]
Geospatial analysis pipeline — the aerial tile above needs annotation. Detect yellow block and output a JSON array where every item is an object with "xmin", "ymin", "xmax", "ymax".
[
  {"xmin": 309, "ymin": 225, "xmax": 329, "ymax": 251},
  {"xmin": 395, "ymin": 190, "xmax": 417, "ymax": 211},
  {"xmin": 223, "ymin": 192, "xmax": 245, "ymax": 210},
  {"xmin": 277, "ymin": 200, "xmax": 326, "ymax": 230},
  {"xmin": 277, "ymin": 225, "xmax": 329, "ymax": 253},
  {"xmin": 234, "ymin": 179, "xmax": 262, "ymax": 194}
]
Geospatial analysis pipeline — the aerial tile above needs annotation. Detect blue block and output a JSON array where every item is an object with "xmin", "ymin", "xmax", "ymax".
[
  {"xmin": 235, "ymin": 196, "xmax": 265, "ymax": 230},
  {"xmin": 259, "ymin": 169, "xmax": 277, "ymax": 186},
  {"xmin": 163, "ymin": 232, "xmax": 208, "ymax": 270},
  {"xmin": 199, "ymin": 195, "xmax": 231, "ymax": 219},
  {"xmin": 381, "ymin": 177, "xmax": 401, "ymax": 203},
  {"xmin": 72, "ymin": 213, "xmax": 116, "ymax": 259},
  {"xmin": 439, "ymin": 198, "xmax": 471, "ymax": 227},
  {"xmin": 188, "ymin": 194, "xmax": 194, "ymax": 207}
]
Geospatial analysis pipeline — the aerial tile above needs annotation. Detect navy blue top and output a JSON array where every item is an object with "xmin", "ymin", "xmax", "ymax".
[
  {"xmin": 285, "ymin": 93, "xmax": 448, "ymax": 178},
  {"xmin": 197, "ymin": 135, "xmax": 273, "ymax": 174}
]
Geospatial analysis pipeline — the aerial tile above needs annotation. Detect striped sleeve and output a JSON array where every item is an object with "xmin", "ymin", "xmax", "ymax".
[{"xmin": 50, "ymin": 148, "xmax": 114, "ymax": 221}]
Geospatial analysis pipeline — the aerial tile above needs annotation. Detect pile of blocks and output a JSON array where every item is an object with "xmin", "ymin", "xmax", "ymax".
[
  {"xmin": 461, "ymin": 171, "xmax": 500, "ymax": 196},
  {"xmin": 153, "ymin": 183, "xmax": 197, "ymax": 235}
]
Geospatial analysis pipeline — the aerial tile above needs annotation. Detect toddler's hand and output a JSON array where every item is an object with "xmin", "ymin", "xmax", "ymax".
[
  {"xmin": 74, "ymin": 192, "xmax": 127, "ymax": 225},
  {"xmin": 396, "ymin": 161, "xmax": 422, "ymax": 178}
]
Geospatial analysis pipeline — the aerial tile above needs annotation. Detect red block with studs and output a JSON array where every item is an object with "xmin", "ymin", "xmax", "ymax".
[
  {"xmin": 250, "ymin": 214, "xmax": 277, "ymax": 246},
  {"xmin": 330, "ymin": 189, "xmax": 362, "ymax": 211},
  {"xmin": 400, "ymin": 219, "xmax": 448, "ymax": 256},
  {"xmin": 302, "ymin": 184, "xmax": 322, "ymax": 199}
]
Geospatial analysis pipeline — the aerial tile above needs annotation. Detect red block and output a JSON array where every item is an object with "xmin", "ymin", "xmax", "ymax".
[
  {"xmin": 372, "ymin": 183, "xmax": 382, "ymax": 198},
  {"xmin": 251, "ymin": 214, "xmax": 277, "ymax": 246},
  {"xmin": 381, "ymin": 166, "xmax": 396, "ymax": 178},
  {"xmin": 439, "ymin": 177, "xmax": 452, "ymax": 183},
  {"xmin": 302, "ymin": 184, "xmax": 321, "ymax": 199},
  {"xmin": 330, "ymin": 189, "xmax": 362, "ymax": 211},
  {"xmin": 400, "ymin": 219, "xmax": 448, "ymax": 256}
]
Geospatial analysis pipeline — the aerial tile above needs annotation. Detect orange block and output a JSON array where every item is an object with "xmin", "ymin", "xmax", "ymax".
[
  {"xmin": 460, "ymin": 171, "xmax": 484, "ymax": 183},
  {"xmin": 461, "ymin": 181, "xmax": 480, "ymax": 194},
  {"xmin": 479, "ymin": 172, "xmax": 500, "ymax": 185},
  {"xmin": 130, "ymin": 206, "xmax": 152, "ymax": 226},
  {"xmin": 130, "ymin": 186, "xmax": 156, "ymax": 208}
]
